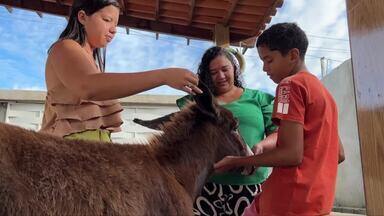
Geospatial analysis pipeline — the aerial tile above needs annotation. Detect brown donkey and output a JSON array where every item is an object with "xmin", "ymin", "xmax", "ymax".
[{"xmin": 0, "ymin": 84, "xmax": 248, "ymax": 216}]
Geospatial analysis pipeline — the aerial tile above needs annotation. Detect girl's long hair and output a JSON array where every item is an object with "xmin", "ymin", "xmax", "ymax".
[{"xmin": 51, "ymin": 0, "xmax": 120, "ymax": 72}]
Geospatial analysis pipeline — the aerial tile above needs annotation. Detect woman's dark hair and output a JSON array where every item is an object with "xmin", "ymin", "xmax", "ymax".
[
  {"xmin": 197, "ymin": 46, "xmax": 244, "ymax": 95},
  {"xmin": 52, "ymin": 0, "xmax": 120, "ymax": 72}
]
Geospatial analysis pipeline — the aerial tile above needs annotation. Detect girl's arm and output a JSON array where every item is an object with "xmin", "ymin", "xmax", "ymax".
[{"xmin": 49, "ymin": 40, "xmax": 201, "ymax": 101}]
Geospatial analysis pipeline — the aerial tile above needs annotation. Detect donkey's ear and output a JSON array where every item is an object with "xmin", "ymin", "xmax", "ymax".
[
  {"xmin": 133, "ymin": 112, "xmax": 177, "ymax": 130},
  {"xmin": 193, "ymin": 82, "xmax": 219, "ymax": 119}
]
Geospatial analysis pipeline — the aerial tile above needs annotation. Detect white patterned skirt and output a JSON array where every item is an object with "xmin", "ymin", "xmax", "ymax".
[{"xmin": 193, "ymin": 182, "xmax": 262, "ymax": 216}]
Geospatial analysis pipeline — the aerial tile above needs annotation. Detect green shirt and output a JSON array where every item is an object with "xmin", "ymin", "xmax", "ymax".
[{"xmin": 176, "ymin": 88, "xmax": 277, "ymax": 185}]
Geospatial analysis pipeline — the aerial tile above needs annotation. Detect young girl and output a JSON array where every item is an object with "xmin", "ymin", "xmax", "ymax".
[{"xmin": 40, "ymin": 0, "xmax": 202, "ymax": 141}]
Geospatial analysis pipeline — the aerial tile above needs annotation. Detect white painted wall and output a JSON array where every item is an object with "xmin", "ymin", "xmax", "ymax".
[
  {"xmin": 0, "ymin": 93, "xmax": 179, "ymax": 144},
  {"xmin": 322, "ymin": 59, "xmax": 366, "ymax": 209}
]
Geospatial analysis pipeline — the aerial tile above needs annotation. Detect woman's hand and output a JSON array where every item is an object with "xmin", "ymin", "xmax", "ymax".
[
  {"xmin": 252, "ymin": 145, "xmax": 264, "ymax": 155},
  {"xmin": 215, "ymin": 155, "xmax": 257, "ymax": 175},
  {"xmin": 161, "ymin": 68, "xmax": 203, "ymax": 95}
]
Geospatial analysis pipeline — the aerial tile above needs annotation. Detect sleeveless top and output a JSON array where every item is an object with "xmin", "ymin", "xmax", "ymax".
[{"xmin": 40, "ymin": 83, "xmax": 123, "ymax": 137}]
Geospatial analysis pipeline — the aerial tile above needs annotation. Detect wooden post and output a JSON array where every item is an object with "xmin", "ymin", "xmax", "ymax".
[
  {"xmin": 346, "ymin": 0, "xmax": 384, "ymax": 214},
  {"xmin": 214, "ymin": 23, "xmax": 230, "ymax": 48}
]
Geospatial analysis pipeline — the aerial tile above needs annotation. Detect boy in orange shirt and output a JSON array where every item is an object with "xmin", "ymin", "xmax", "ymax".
[{"xmin": 214, "ymin": 22, "xmax": 345, "ymax": 215}]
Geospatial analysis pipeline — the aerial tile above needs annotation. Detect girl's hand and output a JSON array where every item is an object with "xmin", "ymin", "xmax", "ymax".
[{"xmin": 162, "ymin": 68, "xmax": 203, "ymax": 95}]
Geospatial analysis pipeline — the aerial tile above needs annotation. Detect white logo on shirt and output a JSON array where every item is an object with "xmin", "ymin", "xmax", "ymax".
[
  {"xmin": 277, "ymin": 85, "xmax": 290, "ymax": 114},
  {"xmin": 277, "ymin": 102, "xmax": 289, "ymax": 114}
]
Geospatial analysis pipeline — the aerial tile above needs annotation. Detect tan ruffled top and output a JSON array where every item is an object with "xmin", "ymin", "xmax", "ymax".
[{"xmin": 40, "ymin": 83, "xmax": 123, "ymax": 137}]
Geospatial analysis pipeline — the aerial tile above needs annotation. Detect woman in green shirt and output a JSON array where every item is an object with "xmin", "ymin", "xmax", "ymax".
[{"xmin": 177, "ymin": 46, "xmax": 277, "ymax": 216}]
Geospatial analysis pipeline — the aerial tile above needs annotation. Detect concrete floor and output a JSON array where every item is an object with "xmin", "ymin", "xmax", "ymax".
[{"xmin": 332, "ymin": 212, "xmax": 366, "ymax": 216}]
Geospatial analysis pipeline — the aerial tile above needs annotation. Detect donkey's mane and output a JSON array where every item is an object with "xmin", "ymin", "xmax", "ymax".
[{"xmin": 147, "ymin": 103, "xmax": 215, "ymax": 162}]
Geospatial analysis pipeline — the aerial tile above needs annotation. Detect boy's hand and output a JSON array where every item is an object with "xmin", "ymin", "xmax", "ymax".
[{"xmin": 214, "ymin": 156, "xmax": 242, "ymax": 173}]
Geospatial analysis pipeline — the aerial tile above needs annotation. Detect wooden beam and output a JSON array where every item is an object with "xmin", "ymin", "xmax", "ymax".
[
  {"xmin": 276, "ymin": 0, "xmax": 284, "ymax": 8},
  {"xmin": 162, "ymin": 0, "xmax": 190, "ymax": 4},
  {"xmin": 232, "ymin": 36, "xmax": 256, "ymax": 48},
  {"xmin": 155, "ymin": 0, "xmax": 159, "ymax": 21},
  {"xmin": 45, "ymin": 0, "xmax": 71, "ymax": 5},
  {"xmin": 214, "ymin": 23, "xmax": 230, "ymax": 47},
  {"xmin": 0, "ymin": 0, "xmax": 253, "ymax": 44},
  {"xmin": 122, "ymin": 0, "xmax": 129, "ymax": 15},
  {"xmin": 119, "ymin": 15, "xmax": 250, "ymax": 43},
  {"xmin": 191, "ymin": 15, "xmax": 221, "ymax": 24},
  {"xmin": 222, "ymin": 0, "xmax": 239, "ymax": 26},
  {"xmin": 36, "ymin": 0, "xmax": 44, "ymax": 18},
  {"xmin": 159, "ymin": 17, "xmax": 188, "ymax": 25},
  {"xmin": 116, "ymin": 0, "xmax": 125, "ymax": 15},
  {"xmin": 251, "ymin": 0, "xmax": 282, "ymax": 36},
  {"xmin": 234, "ymin": 5, "xmax": 271, "ymax": 15},
  {"xmin": 230, "ymin": 13, "xmax": 264, "ymax": 23},
  {"xmin": 195, "ymin": 0, "xmax": 230, "ymax": 10},
  {"xmin": 193, "ymin": 7, "xmax": 226, "ymax": 17},
  {"xmin": 118, "ymin": 15, "xmax": 209, "ymax": 40},
  {"xmin": 159, "ymin": 10, "xmax": 187, "ymax": 20},
  {"xmin": 237, "ymin": 0, "xmax": 282, "ymax": 7},
  {"xmin": 127, "ymin": 0, "xmax": 156, "ymax": 7},
  {"xmin": 190, "ymin": 22, "xmax": 214, "ymax": 30},
  {"xmin": 187, "ymin": 0, "xmax": 195, "ymax": 25},
  {"xmin": 0, "ymin": 0, "xmax": 70, "ymax": 16},
  {"xmin": 230, "ymin": 28, "xmax": 253, "ymax": 35},
  {"xmin": 225, "ymin": 20, "xmax": 262, "ymax": 31},
  {"xmin": 128, "ymin": 11, "xmax": 156, "ymax": 21},
  {"xmin": 346, "ymin": 0, "xmax": 384, "ymax": 215},
  {"xmin": 126, "ymin": 4, "xmax": 155, "ymax": 14},
  {"xmin": 162, "ymin": 2, "xmax": 189, "ymax": 12},
  {"xmin": 192, "ymin": 5, "xmax": 271, "ymax": 25}
]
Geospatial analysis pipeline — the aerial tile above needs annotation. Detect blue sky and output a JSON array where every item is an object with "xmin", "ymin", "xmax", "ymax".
[{"xmin": 0, "ymin": 0, "xmax": 351, "ymax": 95}]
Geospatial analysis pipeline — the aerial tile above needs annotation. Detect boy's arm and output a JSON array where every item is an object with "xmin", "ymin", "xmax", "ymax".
[
  {"xmin": 215, "ymin": 120, "xmax": 303, "ymax": 172},
  {"xmin": 338, "ymin": 137, "xmax": 345, "ymax": 164}
]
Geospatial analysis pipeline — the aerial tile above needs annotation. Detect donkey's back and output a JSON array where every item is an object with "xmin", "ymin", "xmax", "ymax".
[{"xmin": 0, "ymin": 123, "xmax": 192, "ymax": 215}]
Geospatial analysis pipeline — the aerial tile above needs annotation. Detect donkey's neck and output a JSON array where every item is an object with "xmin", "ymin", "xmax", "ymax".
[
  {"xmin": 173, "ymin": 140, "xmax": 215, "ymax": 199},
  {"xmin": 154, "ymin": 129, "xmax": 217, "ymax": 199}
]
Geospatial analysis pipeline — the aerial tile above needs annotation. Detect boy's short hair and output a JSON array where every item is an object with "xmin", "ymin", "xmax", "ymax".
[{"xmin": 256, "ymin": 23, "xmax": 308, "ymax": 60}]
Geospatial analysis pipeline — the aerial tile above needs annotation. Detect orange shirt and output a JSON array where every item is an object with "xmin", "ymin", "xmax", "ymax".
[{"xmin": 258, "ymin": 71, "xmax": 339, "ymax": 215}]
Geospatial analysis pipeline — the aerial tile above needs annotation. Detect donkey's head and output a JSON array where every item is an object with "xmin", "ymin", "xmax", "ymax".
[
  {"xmin": 134, "ymin": 82, "xmax": 249, "ymax": 163},
  {"xmin": 192, "ymin": 83, "xmax": 249, "ymax": 162}
]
